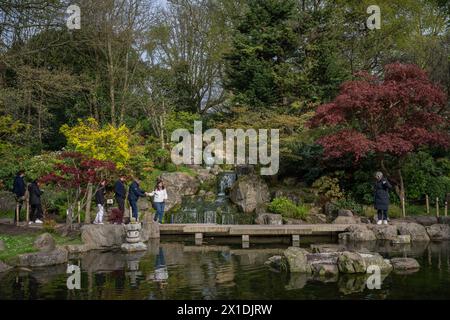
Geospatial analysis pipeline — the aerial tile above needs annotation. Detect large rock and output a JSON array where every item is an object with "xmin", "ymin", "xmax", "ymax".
[
  {"xmin": 283, "ymin": 247, "xmax": 311, "ymax": 273},
  {"xmin": 337, "ymin": 251, "xmax": 392, "ymax": 274},
  {"xmin": 230, "ymin": 175, "xmax": 270, "ymax": 213},
  {"xmin": 255, "ymin": 213, "xmax": 283, "ymax": 225},
  {"xmin": 395, "ymin": 222, "xmax": 430, "ymax": 242},
  {"xmin": 305, "ymin": 213, "xmax": 328, "ymax": 224},
  {"xmin": 367, "ymin": 225, "xmax": 398, "ymax": 241},
  {"xmin": 392, "ymin": 235, "xmax": 411, "ymax": 244},
  {"xmin": 333, "ymin": 215, "xmax": 361, "ymax": 224},
  {"xmin": 81, "ymin": 224, "xmax": 125, "ymax": 249},
  {"xmin": 264, "ymin": 255, "xmax": 287, "ymax": 272},
  {"xmin": 140, "ymin": 213, "xmax": 160, "ymax": 241},
  {"xmin": 438, "ymin": 216, "xmax": 450, "ymax": 225},
  {"xmin": 338, "ymin": 209, "xmax": 354, "ymax": 217},
  {"xmin": 426, "ymin": 224, "xmax": 450, "ymax": 241},
  {"xmin": 34, "ymin": 233, "xmax": 56, "ymax": 252},
  {"xmin": 403, "ymin": 216, "xmax": 438, "ymax": 226},
  {"xmin": 390, "ymin": 258, "xmax": 420, "ymax": 273},
  {"xmin": 339, "ymin": 225, "xmax": 376, "ymax": 242},
  {"xmin": 160, "ymin": 172, "xmax": 200, "ymax": 211},
  {"xmin": 0, "ymin": 260, "xmax": 12, "ymax": 273},
  {"xmin": 310, "ymin": 244, "xmax": 346, "ymax": 253},
  {"xmin": 16, "ymin": 247, "xmax": 68, "ymax": 267}
]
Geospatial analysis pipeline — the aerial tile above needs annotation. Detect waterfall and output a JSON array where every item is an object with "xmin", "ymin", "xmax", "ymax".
[{"xmin": 217, "ymin": 172, "xmax": 237, "ymax": 197}]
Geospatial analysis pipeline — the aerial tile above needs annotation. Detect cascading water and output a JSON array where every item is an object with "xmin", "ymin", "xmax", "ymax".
[{"xmin": 168, "ymin": 171, "xmax": 253, "ymax": 224}]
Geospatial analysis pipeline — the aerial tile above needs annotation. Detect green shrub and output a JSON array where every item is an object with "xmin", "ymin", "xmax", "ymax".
[
  {"xmin": 268, "ymin": 197, "xmax": 309, "ymax": 220},
  {"xmin": 332, "ymin": 197, "xmax": 364, "ymax": 216}
]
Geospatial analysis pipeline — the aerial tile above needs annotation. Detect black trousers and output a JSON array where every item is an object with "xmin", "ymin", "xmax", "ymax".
[
  {"xmin": 116, "ymin": 196, "xmax": 125, "ymax": 213},
  {"xmin": 30, "ymin": 204, "xmax": 43, "ymax": 222},
  {"xmin": 377, "ymin": 209, "xmax": 388, "ymax": 220}
]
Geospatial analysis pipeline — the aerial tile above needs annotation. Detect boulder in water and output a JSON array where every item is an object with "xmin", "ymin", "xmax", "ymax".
[{"xmin": 426, "ymin": 224, "xmax": 450, "ymax": 241}]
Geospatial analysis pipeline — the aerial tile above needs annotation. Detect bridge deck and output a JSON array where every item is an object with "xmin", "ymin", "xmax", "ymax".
[{"xmin": 159, "ymin": 223, "xmax": 350, "ymax": 237}]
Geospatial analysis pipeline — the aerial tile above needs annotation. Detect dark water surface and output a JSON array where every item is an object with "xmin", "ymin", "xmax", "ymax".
[{"xmin": 1, "ymin": 239, "xmax": 450, "ymax": 300}]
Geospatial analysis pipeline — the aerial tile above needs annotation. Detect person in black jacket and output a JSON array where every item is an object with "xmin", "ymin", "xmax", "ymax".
[
  {"xmin": 128, "ymin": 178, "xmax": 148, "ymax": 222},
  {"xmin": 28, "ymin": 179, "xmax": 43, "ymax": 224},
  {"xmin": 374, "ymin": 171, "xmax": 392, "ymax": 225},
  {"xmin": 94, "ymin": 180, "xmax": 106, "ymax": 225},
  {"xmin": 12, "ymin": 170, "xmax": 26, "ymax": 223},
  {"xmin": 113, "ymin": 176, "xmax": 127, "ymax": 224}
]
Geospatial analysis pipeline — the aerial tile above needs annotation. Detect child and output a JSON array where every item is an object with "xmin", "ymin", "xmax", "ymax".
[{"xmin": 94, "ymin": 180, "xmax": 106, "ymax": 225}]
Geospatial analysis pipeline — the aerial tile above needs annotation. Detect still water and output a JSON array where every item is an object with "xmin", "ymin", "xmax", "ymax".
[{"xmin": 1, "ymin": 239, "xmax": 450, "ymax": 300}]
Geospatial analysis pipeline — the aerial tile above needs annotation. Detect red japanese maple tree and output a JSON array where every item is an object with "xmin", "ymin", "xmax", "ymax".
[
  {"xmin": 309, "ymin": 63, "xmax": 449, "ymax": 197},
  {"xmin": 40, "ymin": 151, "xmax": 117, "ymax": 225}
]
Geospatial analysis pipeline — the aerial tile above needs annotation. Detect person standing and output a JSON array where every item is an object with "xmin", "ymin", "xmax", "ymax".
[
  {"xmin": 28, "ymin": 179, "xmax": 43, "ymax": 224},
  {"xmin": 12, "ymin": 170, "xmax": 26, "ymax": 223},
  {"xmin": 149, "ymin": 180, "xmax": 168, "ymax": 224},
  {"xmin": 128, "ymin": 178, "xmax": 147, "ymax": 222},
  {"xmin": 94, "ymin": 180, "xmax": 106, "ymax": 225},
  {"xmin": 113, "ymin": 176, "xmax": 127, "ymax": 224},
  {"xmin": 374, "ymin": 171, "xmax": 392, "ymax": 225}
]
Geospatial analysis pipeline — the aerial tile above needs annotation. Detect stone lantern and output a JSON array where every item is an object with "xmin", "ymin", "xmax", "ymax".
[{"xmin": 121, "ymin": 219, "xmax": 147, "ymax": 252}]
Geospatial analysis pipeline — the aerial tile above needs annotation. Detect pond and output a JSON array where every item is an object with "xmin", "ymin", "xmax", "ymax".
[{"xmin": 1, "ymin": 239, "xmax": 450, "ymax": 300}]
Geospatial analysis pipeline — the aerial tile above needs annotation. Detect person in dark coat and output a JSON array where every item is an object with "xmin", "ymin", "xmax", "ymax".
[
  {"xmin": 113, "ymin": 176, "xmax": 127, "ymax": 224},
  {"xmin": 94, "ymin": 180, "xmax": 106, "ymax": 225},
  {"xmin": 374, "ymin": 171, "xmax": 392, "ymax": 225},
  {"xmin": 12, "ymin": 170, "xmax": 26, "ymax": 223},
  {"xmin": 28, "ymin": 179, "xmax": 43, "ymax": 224},
  {"xmin": 128, "ymin": 178, "xmax": 148, "ymax": 222}
]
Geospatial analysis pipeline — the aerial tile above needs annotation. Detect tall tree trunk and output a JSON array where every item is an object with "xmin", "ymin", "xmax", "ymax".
[
  {"xmin": 107, "ymin": 37, "xmax": 116, "ymax": 127},
  {"xmin": 85, "ymin": 183, "xmax": 93, "ymax": 224}
]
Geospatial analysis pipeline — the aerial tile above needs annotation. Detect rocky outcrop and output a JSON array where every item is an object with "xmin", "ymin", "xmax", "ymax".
[
  {"xmin": 394, "ymin": 222, "xmax": 430, "ymax": 242},
  {"xmin": 160, "ymin": 172, "xmax": 200, "ymax": 211},
  {"xmin": 283, "ymin": 247, "xmax": 311, "ymax": 273},
  {"xmin": 34, "ymin": 233, "xmax": 56, "ymax": 252},
  {"xmin": 426, "ymin": 224, "xmax": 450, "ymax": 241},
  {"xmin": 81, "ymin": 224, "xmax": 125, "ymax": 249},
  {"xmin": 255, "ymin": 213, "xmax": 283, "ymax": 225},
  {"xmin": 339, "ymin": 225, "xmax": 376, "ymax": 242},
  {"xmin": 230, "ymin": 175, "xmax": 270, "ymax": 213},
  {"xmin": 15, "ymin": 247, "xmax": 68, "ymax": 267},
  {"xmin": 438, "ymin": 216, "xmax": 450, "ymax": 225},
  {"xmin": 367, "ymin": 225, "xmax": 398, "ymax": 241},
  {"xmin": 392, "ymin": 235, "xmax": 411, "ymax": 244},
  {"xmin": 337, "ymin": 251, "xmax": 392, "ymax": 274},
  {"xmin": 390, "ymin": 258, "xmax": 420, "ymax": 273},
  {"xmin": 338, "ymin": 209, "xmax": 354, "ymax": 217},
  {"xmin": 305, "ymin": 211, "xmax": 328, "ymax": 224},
  {"xmin": 278, "ymin": 247, "xmax": 393, "ymax": 276},
  {"xmin": 332, "ymin": 216, "xmax": 361, "ymax": 224},
  {"xmin": 0, "ymin": 260, "xmax": 12, "ymax": 273},
  {"xmin": 140, "ymin": 213, "xmax": 160, "ymax": 241},
  {"xmin": 402, "ymin": 216, "xmax": 438, "ymax": 226}
]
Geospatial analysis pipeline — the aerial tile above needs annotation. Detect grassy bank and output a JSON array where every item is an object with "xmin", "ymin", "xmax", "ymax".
[{"xmin": 0, "ymin": 231, "xmax": 82, "ymax": 263}]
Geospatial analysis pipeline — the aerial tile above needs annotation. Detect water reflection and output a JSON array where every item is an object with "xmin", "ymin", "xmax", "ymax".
[{"xmin": 1, "ymin": 241, "xmax": 450, "ymax": 299}]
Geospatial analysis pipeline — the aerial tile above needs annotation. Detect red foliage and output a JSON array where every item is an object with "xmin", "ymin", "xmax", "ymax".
[
  {"xmin": 40, "ymin": 152, "xmax": 117, "ymax": 189},
  {"xmin": 309, "ymin": 63, "xmax": 449, "ymax": 161}
]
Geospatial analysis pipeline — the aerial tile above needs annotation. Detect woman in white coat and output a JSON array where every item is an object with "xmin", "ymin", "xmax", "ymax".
[{"xmin": 148, "ymin": 180, "xmax": 168, "ymax": 223}]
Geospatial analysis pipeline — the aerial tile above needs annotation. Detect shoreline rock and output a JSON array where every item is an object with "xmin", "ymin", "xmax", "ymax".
[{"xmin": 15, "ymin": 247, "xmax": 68, "ymax": 267}]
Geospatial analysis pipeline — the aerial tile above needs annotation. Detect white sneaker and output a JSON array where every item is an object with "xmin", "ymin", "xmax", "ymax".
[
  {"xmin": 35, "ymin": 219, "xmax": 43, "ymax": 224},
  {"xmin": 28, "ymin": 221, "xmax": 33, "ymax": 225},
  {"xmin": 383, "ymin": 220, "xmax": 388, "ymax": 225},
  {"xmin": 377, "ymin": 220, "xmax": 382, "ymax": 225}
]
